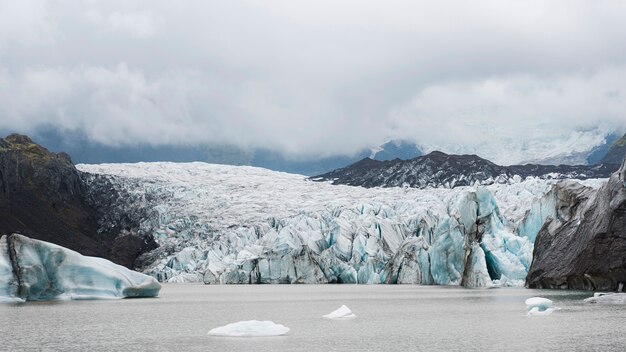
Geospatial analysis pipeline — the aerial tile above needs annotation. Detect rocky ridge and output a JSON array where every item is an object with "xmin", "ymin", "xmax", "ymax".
[
  {"xmin": 312, "ymin": 151, "xmax": 618, "ymax": 189},
  {"xmin": 0, "ymin": 134, "xmax": 156, "ymax": 268},
  {"xmin": 526, "ymin": 155, "xmax": 626, "ymax": 290}
]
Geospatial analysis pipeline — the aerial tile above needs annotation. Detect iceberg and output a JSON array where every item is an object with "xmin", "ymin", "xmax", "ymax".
[
  {"xmin": 0, "ymin": 234, "xmax": 161, "ymax": 301},
  {"xmin": 527, "ymin": 307, "xmax": 555, "ymax": 317},
  {"xmin": 525, "ymin": 297, "xmax": 553, "ymax": 311},
  {"xmin": 323, "ymin": 305, "xmax": 356, "ymax": 320},
  {"xmin": 208, "ymin": 320, "xmax": 290, "ymax": 337},
  {"xmin": 584, "ymin": 292, "xmax": 626, "ymax": 304}
]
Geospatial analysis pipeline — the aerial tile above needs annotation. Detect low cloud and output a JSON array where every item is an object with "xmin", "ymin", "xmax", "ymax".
[
  {"xmin": 389, "ymin": 68, "xmax": 626, "ymax": 163},
  {"xmin": 1, "ymin": 1, "xmax": 626, "ymax": 162}
]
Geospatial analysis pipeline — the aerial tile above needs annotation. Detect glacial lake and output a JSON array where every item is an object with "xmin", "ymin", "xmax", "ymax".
[{"xmin": 1, "ymin": 285, "xmax": 625, "ymax": 352}]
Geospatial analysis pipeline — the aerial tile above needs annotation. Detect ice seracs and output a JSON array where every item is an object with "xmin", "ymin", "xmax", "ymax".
[
  {"xmin": 208, "ymin": 320, "xmax": 290, "ymax": 337},
  {"xmin": 77, "ymin": 162, "xmax": 607, "ymax": 287},
  {"xmin": 323, "ymin": 305, "xmax": 356, "ymax": 320},
  {"xmin": 0, "ymin": 234, "xmax": 161, "ymax": 302}
]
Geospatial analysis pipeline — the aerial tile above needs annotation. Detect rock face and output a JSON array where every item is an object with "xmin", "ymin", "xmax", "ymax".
[
  {"xmin": 312, "ymin": 151, "xmax": 617, "ymax": 189},
  {"xmin": 526, "ymin": 157, "xmax": 626, "ymax": 290},
  {"xmin": 0, "ymin": 234, "xmax": 161, "ymax": 302},
  {"xmin": 0, "ymin": 134, "xmax": 156, "ymax": 268}
]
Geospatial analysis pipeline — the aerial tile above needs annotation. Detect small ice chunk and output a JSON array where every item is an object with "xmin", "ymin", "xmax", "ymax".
[
  {"xmin": 525, "ymin": 297, "xmax": 553, "ymax": 310},
  {"xmin": 527, "ymin": 307, "xmax": 555, "ymax": 317},
  {"xmin": 208, "ymin": 320, "xmax": 290, "ymax": 337},
  {"xmin": 584, "ymin": 292, "xmax": 626, "ymax": 304},
  {"xmin": 323, "ymin": 305, "xmax": 356, "ymax": 320}
]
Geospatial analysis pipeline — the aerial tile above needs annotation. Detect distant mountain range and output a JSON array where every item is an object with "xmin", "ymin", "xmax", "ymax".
[
  {"xmin": 2, "ymin": 128, "xmax": 624, "ymax": 176},
  {"xmin": 312, "ymin": 150, "xmax": 620, "ymax": 189},
  {"xmin": 11, "ymin": 129, "xmax": 422, "ymax": 176}
]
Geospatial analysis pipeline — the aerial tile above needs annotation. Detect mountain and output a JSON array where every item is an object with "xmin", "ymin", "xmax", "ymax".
[
  {"xmin": 4, "ymin": 132, "xmax": 621, "ymax": 289},
  {"xmin": 586, "ymin": 132, "xmax": 623, "ymax": 164},
  {"xmin": 599, "ymin": 133, "xmax": 626, "ymax": 165},
  {"xmin": 526, "ymin": 156, "xmax": 626, "ymax": 290},
  {"xmin": 0, "ymin": 134, "xmax": 156, "ymax": 268},
  {"xmin": 312, "ymin": 151, "xmax": 618, "ymax": 189},
  {"xmin": 19, "ymin": 130, "xmax": 424, "ymax": 176}
]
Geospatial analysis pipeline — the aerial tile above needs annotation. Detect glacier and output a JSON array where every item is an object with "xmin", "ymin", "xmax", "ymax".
[
  {"xmin": 77, "ymin": 162, "xmax": 606, "ymax": 287},
  {"xmin": 0, "ymin": 234, "xmax": 161, "ymax": 302}
]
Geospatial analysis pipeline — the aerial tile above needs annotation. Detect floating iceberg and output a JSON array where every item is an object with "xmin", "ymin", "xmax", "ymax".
[
  {"xmin": 584, "ymin": 293, "xmax": 626, "ymax": 304},
  {"xmin": 0, "ymin": 234, "xmax": 161, "ymax": 302},
  {"xmin": 208, "ymin": 320, "xmax": 290, "ymax": 337},
  {"xmin": 323, "ymin": 305, "xmax": 356, "ymax": 320},
  {"xmin": 525, "ymin": 297, "xmax": 553, "ymax": 311},
  {"xmin": 527, "ymin": 307, "xmax": 555, "ymax": 317}
]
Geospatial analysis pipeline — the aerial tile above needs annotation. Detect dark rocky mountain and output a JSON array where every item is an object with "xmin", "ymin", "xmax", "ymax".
[
  {"xmin": 600, "ymin": 133, "xmax": 626, "ymax": 165},
  {"xmin": 312, "ymin": 151, "xmax": 618, "ymax": 189},
  {"xmin": 0, "ymin": 134, "xmax": 156, "ymax": 268},
  {"xmin": 526, "ymin": 156, "xmax": 626, "ymax": 290}
]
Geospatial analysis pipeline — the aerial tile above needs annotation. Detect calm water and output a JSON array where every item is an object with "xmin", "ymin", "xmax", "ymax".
[{"xmin": 1, "ymin": 285, "xmax": 625, "ymax": 352}]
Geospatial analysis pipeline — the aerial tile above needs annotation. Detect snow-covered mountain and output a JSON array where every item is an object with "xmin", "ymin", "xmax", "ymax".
[
  {"xmin": 78, "ymin": 162, "xmax": 605, "ymax": 287},
  {"xmin": 313, "ymin": 151, "xmax": 618, "ymax": 189},
  {"xmin": 600, "ymin": 133, "xmax": 626, "ymax": 165},
  {"xmin": 416, "ymin": 128, "xmax": 622, "ymax": 166}
]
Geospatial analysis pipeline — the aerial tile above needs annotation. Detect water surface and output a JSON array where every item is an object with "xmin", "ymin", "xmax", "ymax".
[{"xmin": 1, "ymin": 285, "xmax": 624, "ymax": 351}]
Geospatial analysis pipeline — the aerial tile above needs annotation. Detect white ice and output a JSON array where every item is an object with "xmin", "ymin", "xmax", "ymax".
[
  {"xmin": 208, "ymin": 320, "xmax": 290, "ymax": 337},
  {"xmin": 77, "ymin": 162, "xmax": 607, "ymax": 286},
  {"xmin": 525, "ymin": 297, "xmax": 553, "ymax": 310},
  {"xmin": 323, "ymin": 305, "xmax": 356, "ymax": 320},
  {"xmin": 584, "ymin": 292, "xmax": 626, "ymax": 304}
]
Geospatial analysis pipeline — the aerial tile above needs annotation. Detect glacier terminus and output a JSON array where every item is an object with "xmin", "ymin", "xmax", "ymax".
[{"xmin": 77, "ymin": 162, "xmax": 606, "ymax": 287}]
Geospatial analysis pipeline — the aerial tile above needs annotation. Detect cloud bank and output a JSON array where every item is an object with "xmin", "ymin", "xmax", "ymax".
[{"xmin": 1, "ymin": 0, "xmax": 625, "ymax": 162}]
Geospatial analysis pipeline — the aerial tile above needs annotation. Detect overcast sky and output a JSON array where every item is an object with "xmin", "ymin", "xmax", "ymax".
[{"xmin": 1, "ymin": 0, "xmax": 626, "ymax": 162}]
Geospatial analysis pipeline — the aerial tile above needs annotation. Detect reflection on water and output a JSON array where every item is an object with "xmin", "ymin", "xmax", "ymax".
[{"xmin": 1, "ymin": 285, "xmax": 625, "ymax": 352}]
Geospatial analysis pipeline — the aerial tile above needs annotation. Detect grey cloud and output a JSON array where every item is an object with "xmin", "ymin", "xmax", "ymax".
[{"xmin": 1, "ymin": 0, "xmax": 626, "ymax": 161}]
